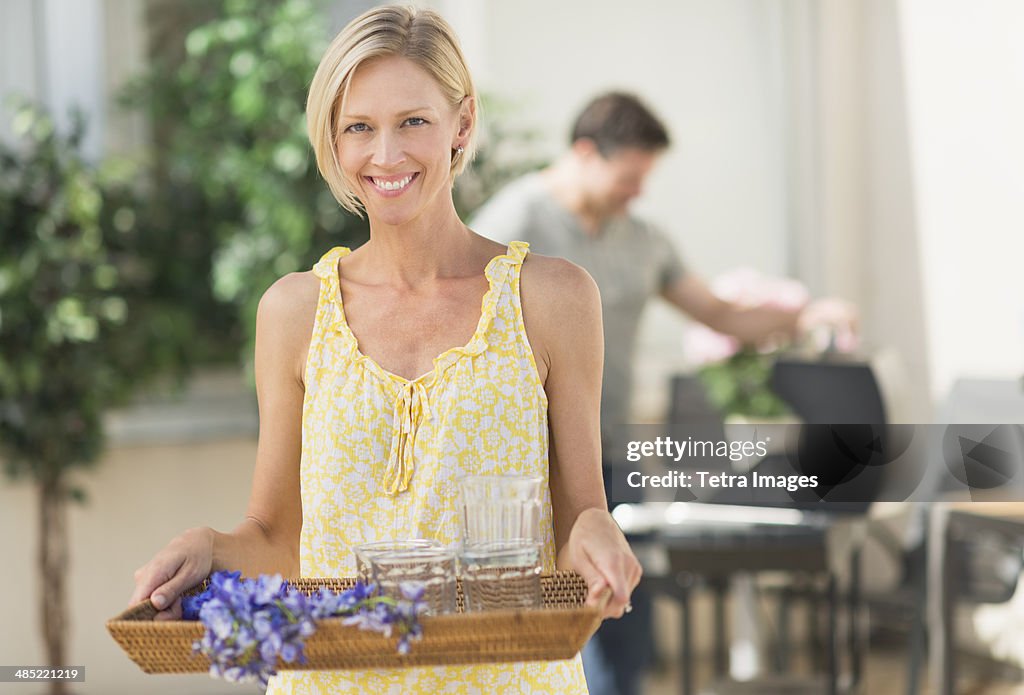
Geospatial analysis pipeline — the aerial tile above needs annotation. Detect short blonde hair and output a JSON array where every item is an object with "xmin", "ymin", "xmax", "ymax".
[{"xmin": 306, "ymin": 5, "xmax": 478, "ymax": 215}]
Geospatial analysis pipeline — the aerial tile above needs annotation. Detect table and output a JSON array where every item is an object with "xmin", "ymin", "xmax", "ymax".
[
  {"xmin": 928, "ymin": 502, "xmax": 1024, "ymax": 695},
  {"xmin": 615, "ymin": 502, "xmax": 865, "ymax": 695}
]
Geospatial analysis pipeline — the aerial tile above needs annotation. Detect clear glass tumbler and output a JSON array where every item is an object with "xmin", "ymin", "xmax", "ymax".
[
  {"xmin": 459, "ymin": 539, "xmax": 543, "ymax": 611},
  {"xmin": 353, "ymin": 539, "xmax": 442, "ymax": 585},
  {"xmin": 458, "ymin": 474, "xmax": 543, "ymax": 546},
  {"xmin": 369, "ymin": 546, "xmax": 458, "ymax": 615}
]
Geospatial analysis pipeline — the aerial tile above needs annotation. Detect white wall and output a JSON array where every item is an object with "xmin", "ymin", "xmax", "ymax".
[
  {"xmin": 474, "ymin": 0, "xmax": 790, "ymax": 278},
  {"xmin": 40, "ymin": 0, "xmax": 105, "ymax": 159},
  {"xmin": 900, "ymin": 0, "xmax": 1024, "ymax": 401},
  {"xmin": 0, "ymin": 439, "xmax": 256, "ymax": 695},
  {"xmin": 450, "ymin": 0, "xmax": 793, "ymax": 418},
  {"xmin": 0, "ymin": 0, "xmax": 148, "ymax": 156},
  {"xmin": 0, "ymin": 0, "xmax": 44, "ymax": 144},
  {"xmin": 102, "ymin": 0, "xmax": 149, "ymax": 156}
]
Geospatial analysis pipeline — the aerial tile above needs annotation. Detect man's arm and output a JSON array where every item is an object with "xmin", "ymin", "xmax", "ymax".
[
  {"xmin": 661, "ymin": 274, "xmax": 800, "ymax": 344},
  {"xmin": 662, "ymin": 273, "xmax": 860, "ymax": 349}
]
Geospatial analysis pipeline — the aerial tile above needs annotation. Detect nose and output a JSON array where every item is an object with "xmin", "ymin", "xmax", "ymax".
[{"xmin": 371, "ymin": 131, "xmax": 405, "ymax": 168}]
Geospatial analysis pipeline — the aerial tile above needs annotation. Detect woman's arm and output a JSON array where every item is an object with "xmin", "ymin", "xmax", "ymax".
[
  {"xmin": 129, "ymin": 272, "xmax": 316, "ymax": 617},
  {"xmin": 520, "ymin": 255, "xmax": 642, "ymax": 619}
]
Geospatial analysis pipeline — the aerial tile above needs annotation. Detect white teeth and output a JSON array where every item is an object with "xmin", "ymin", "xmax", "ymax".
[{"xmin": 372, "ymin": 175, "xmax": 413, "ymax": 191}]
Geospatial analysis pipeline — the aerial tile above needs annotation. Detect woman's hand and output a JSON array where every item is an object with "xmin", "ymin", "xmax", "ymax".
[
  {"xmin": 564, "ymin": 508, "xmax": 642, "ymax": 619},
  {"xmin": 128, "ymin": 526, "xmax": 215, "ymax": 621}
]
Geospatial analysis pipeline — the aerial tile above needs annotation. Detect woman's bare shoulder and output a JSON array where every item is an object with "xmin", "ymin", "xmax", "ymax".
[
  {"xmin": 256, "ymin": 270, "xmax": 321, "ymax": 371},
  {"xmin": 520, "ymin": 252, "xmax": 600, "ymax": 312},
  {"xmin": 259, "ymin": 270, "xmax": 321, "ymax": 322},
  {"xmin": 518, "ymin": 252, "xmax": 602, "ymax": 374}
]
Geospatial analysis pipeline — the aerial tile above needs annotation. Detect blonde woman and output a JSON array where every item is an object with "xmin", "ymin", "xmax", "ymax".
[{"xmin": 130, "ymin": 5, "xmax": 640, "ymax": 692}]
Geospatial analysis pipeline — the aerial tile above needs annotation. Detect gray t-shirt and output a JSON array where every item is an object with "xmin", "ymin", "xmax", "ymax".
[{"xmin": 470, "ymin": 172, "xmax": 686, "ymax": 452}]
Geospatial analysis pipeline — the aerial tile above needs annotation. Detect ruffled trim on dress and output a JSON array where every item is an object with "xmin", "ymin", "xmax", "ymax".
[
  {"xmin": 427, "ymin": 240, "xmax": 529, "ymax": 382},
  {"xmin": 310, "ymin": 242, "xmax": 531, "ymax": 494},
  {"xmin": 312, "ymin": 242, "xmax": 529, "ymax": 387}
]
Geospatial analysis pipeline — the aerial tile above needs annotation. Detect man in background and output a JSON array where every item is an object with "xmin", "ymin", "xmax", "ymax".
[{"xmin": 472, "ymin": 92, "xmax": 854, "ymax": 694}]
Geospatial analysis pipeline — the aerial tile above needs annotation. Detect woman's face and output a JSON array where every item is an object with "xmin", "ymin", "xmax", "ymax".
[{"xmin": 336, "ymin": 55, "xmax": 470, "ymax": 227}]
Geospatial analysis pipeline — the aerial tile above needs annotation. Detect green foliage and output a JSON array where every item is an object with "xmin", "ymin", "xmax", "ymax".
[
  {"xmin": 697, "ymin": 348, "xmax": 790, "ymax": 419},
  {"xmin": 122, "ymin": 0, "xmax": 367, "ymax": 369},
  {"xmin": 0, "ymin": 103, "xmax": 184, "ymax": 486}
]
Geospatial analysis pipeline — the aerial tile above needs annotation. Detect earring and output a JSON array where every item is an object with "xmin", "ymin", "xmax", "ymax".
[{"xmin": 455, "ymin": 145, "xmax": 465, "ymax": 156}]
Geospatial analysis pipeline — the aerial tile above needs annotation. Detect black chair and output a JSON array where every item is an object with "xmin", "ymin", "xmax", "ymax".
[
  {"xmin": 765, "ymin": 362, "xmax": 1024, "ymax": 695},
  {"xmin": 661, "ymin": 359, "xmax": 889, "ymax": 694},
  {"xmin": 692, "ymin": 357, "xmax": 893, "ymax": 513}
]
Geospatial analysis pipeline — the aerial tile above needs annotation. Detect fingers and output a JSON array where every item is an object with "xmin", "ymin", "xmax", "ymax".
[
  {"xmin": 129, "ymin": 528, "xmax": 214, "ymax": 611},
  {"xmin": 627, "ymin": 555, "xmax": 643, "ymax": 589},
  {"xmin": 802, "ymin": 298, "xmax": 860, "ymax": 343},
  {"xmin": 153, "ymin": 597, "xmax": 183, "ymax": 622},
  {"xmin": 129, "ymin": 558, "xmax": 181, "ymax": 608},
  {"xmin": 576, "ymin": 547, "xmax": 627, "ymax": 620},
  {"xmin": 596, "ymin": 544, "xmax": 641, "ymax": 602},
  {"xmin": 148, "ymin": 559, "xmax": 203, "ymax": 611},
  {"xmin": 573, "ymin": 546, "xmax": 608, "ymax": 604},
  {"xmin": 566, "ymin": 509, "xmax": 644, "ymax": 619},
  {"xmin": 580, "ymin": 544, "xmax": 640, "ymax": 620}
]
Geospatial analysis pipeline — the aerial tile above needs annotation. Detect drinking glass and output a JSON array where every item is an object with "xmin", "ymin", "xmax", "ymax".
[
  {"xmin": 458, "ymin": 474, "xmax": 543, "ymax": 546},
  {"xmin": 353, "ymin": 539, "xmax": 442, "ymax": 584},
  {"xmin": 369, "ymin": 546, "xmax": 458, "ymax": 615},
  {"xmin": 459, "ymin": 539, "xmax": 543, "ymax": 611}
]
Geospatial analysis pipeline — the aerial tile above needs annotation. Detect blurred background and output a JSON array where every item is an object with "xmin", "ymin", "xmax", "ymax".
[{"xmin": 1, "ymin": 0, "xmax": 1023, "ymax": 693}]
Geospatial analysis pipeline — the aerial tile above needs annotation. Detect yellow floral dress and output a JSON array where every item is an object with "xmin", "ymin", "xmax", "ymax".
[{"xmin": 266, "ymin": 241, "xmax": 589, "ymax": 694}]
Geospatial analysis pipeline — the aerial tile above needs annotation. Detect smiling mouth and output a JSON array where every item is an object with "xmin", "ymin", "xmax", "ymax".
[{"xmin": 366, "ymin": 173, "xmax": 419, "ymax": 193}]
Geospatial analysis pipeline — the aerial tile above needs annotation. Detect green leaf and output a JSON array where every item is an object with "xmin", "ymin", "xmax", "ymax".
[
  {"xmin": 230, "ymin": 50, "xmax": 257, "ymax": 78},
  {"xmin": 230, "ymin": 76, "xmax": 265, "ymax": 122},
  {"xmin": 185, "ymin": 27, "xmax": 212, "ymax": 57}
]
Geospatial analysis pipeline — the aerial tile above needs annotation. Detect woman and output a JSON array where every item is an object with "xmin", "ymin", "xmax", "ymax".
[{"xmin": 130, "ymin": 5, "xmax": 640, "ymax": 692}]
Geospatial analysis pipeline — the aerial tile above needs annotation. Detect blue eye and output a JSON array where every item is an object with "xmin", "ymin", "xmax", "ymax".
[
  {"xmin": 345, "ymin": 123, "xmax": 369, "ymax": 134},
  {"xmin": 405, "ymin": 117, "xmax": 427, "ymax": 126}
]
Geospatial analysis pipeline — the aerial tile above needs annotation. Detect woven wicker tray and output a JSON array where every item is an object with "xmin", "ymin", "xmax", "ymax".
[{"xmin": 107, "ymin": 572, "xmax": 603, "ymax": 673}]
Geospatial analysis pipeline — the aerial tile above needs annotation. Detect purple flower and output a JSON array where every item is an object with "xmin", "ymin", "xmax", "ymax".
[
  {"xmin": 399, "ymin": 581, "xmax": 425, "ymax": 602},
  {"xmin": 253, "ymin": 574, "xmax": 286, "ymax": 604},
  {"xmin": 342, "ymin": 604, "xmax": 390, "ymax": 633},
  {"xmin": 188, "ymin": 573, "xmax": 423, "ymax": 685},
  {"xmin": 181, "ymin": 592, "xmax": 210, "ymax": 621},
  {"xmin": 279, "ymin": 640, "xmax": 301, "ymax": 664}
]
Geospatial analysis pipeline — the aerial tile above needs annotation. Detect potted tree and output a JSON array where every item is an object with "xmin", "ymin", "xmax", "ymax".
[{"xmin": 0, "ymin": 103, "xmax": 190, "ymax": 694}]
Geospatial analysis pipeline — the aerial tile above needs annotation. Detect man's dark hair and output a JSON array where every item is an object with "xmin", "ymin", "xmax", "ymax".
[{"xmin": 570, "ymin": 92, "xmax": 670, "ymax": 156}]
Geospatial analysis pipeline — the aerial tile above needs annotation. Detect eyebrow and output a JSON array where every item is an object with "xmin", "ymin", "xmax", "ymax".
[{"xmin": 339, "ymin": 107, "xmax": 436, "ymax": 121}]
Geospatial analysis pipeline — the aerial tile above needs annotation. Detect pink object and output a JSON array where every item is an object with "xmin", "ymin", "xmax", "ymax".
[
  {"xmin": 684, "ymin": 268, "xmax": 813, "ymax": 367},
  {"xmin": 709, "ymin": 267, "xmax": 809, "ymax": 311}
]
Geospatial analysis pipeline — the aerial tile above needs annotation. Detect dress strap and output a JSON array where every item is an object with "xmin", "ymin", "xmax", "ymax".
[
  {"xmin": 312, "ymin": 246, "xmax": 351, "ymax": 281},
  {"xmin": 505, "ymin": 240, "xmax": 530, "ymax": 263}
]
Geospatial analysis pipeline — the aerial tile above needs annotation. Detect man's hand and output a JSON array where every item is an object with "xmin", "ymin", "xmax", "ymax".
[{"xmin": 797, "ymin": 298, "xmax": 860, "ymax": 353}]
